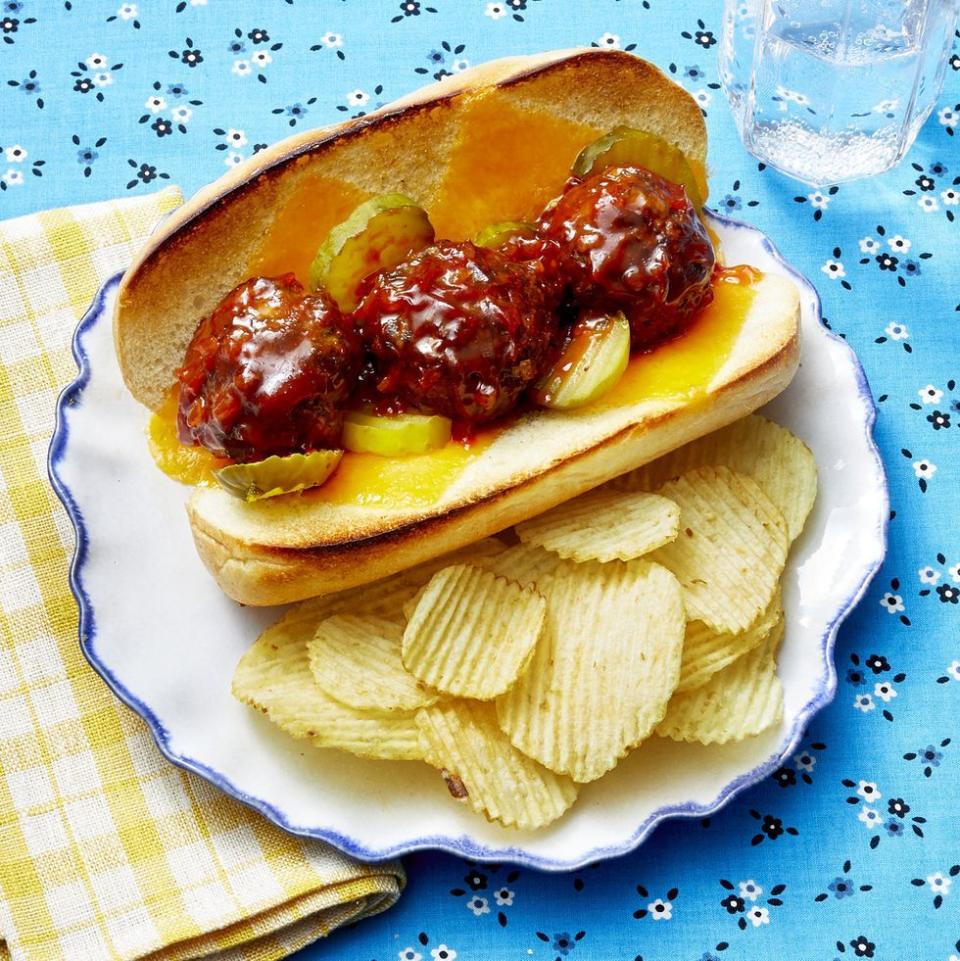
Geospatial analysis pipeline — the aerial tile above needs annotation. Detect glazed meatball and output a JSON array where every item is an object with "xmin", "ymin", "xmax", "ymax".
[
  {"xmin": 177, "ymin": 274, "xmax": 362, "ymax": 460},
  {"xmin": 538, "ymin": 165, "xmax": 715, "ymax": 350},
  {"xmin": 354, "ymin": 241, "xmax": 557, "ymax": 423}
]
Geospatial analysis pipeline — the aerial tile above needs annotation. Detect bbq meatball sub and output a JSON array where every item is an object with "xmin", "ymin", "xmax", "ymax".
[{"xmin": 114, "ymin": 49, "xmax": 801, "ymax": 606}]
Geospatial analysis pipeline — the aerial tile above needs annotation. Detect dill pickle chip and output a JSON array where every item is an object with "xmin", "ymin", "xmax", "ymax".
[
  {"xmin": 342, "ymin": 411, "xmax": 452, "ymax": 457},
  {"xmin": 213, "ymin": 449, "xmax": 342, "ymax": 501},
  {"xmin": 530, "ymin": 312, "xmax": 630, "ymax": 410},
  {"xmin": 572, "ymin": 126, "xmax": 706, "ymax": 209},
  {"xmin": 309, "ymin": 194, "xmax": 435, "ymax": 310},
  {"xmin": 473, "ymin": 221, "xmax": 537, "ymax": 249}
]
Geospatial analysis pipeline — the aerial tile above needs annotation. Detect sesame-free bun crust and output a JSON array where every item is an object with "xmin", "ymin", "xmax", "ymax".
[{"xmin": 114, "ymin": 50, "xmax": 800, "ymax": 605}]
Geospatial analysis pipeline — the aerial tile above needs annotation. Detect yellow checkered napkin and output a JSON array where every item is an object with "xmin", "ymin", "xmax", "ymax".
[{"xmin": 0, "ymin": 187, "xmax": 404, "ymax": 961}]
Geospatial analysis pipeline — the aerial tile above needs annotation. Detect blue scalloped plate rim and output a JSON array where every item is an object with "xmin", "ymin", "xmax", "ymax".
[{"xmin": 48, "ymin": 210, "xmax": 888, "ymax": 871}]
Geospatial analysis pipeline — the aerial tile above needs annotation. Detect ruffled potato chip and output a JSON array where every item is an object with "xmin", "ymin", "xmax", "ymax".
[
  {"xmin": 473, "ymin": 540, "xmax": 566, "ymax": 587},
  {"xmin": 649, "ymin": 467, "xmax": 788, "ymax": 634},
  {"xmin": 497, "ymin": 558, "xmax": 685, "ymax": 783},
  {"xmin": 678, "ymin": 587, "xmax": 783, "ymax": 692},
  {"xmin": 515, "ymin": 489, "xmax": 680, "ymax": 563},
  {"xmin": 403, "ymin": 565, "xmax": 546, "ymax": 699},
  {"xmin": 272, "ymin": 537, "xmax": 508, "ymax": 641},
  {"xmin": 308, "ymin": 614, "xmax": 437, "ymax": 712},
  {"xmin": 610, "ymin": 415, "xmax": 817, "ymax": 542},
  {"xmin": 233, "ymin": 622, "xmax": 422, "ymax": 760},
  {"xmin": 657, "ymin": 617, "xmax": 784, "ymax": 744},
  {"xmin": 416, "ymin": 699, "xmax": 578, "ymax": 830}
]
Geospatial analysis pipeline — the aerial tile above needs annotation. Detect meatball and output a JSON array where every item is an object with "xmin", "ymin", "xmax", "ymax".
[
  {"xmin": 354, "ymin": 241, "xmax": 557, "ymax": 423},
  {"xmin": 177, "ymin": 274, "xmax": 362, "ymax": 460},
  {"xmin": 497, "ymin": 232, "xmax": 571, "ymax": 312},
  {"xmin": 538, "ymin": 165, "xmax": 715, "ymax": 350}
]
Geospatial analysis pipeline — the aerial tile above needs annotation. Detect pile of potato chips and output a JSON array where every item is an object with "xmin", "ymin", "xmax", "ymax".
[{"xmin": 233, "ymin": 415, "xmax": 817, "ymax": 831}]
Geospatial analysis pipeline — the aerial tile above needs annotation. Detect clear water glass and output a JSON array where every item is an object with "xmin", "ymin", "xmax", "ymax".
[{"xmin": 720, "ymin": 0, "xmax": 960, "ymax": 185}]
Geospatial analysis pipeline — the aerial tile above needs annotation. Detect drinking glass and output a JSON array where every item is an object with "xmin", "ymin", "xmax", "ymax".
[{"xmin": 720, "ymin": 0, "xmax": 960, "ymax": 185}]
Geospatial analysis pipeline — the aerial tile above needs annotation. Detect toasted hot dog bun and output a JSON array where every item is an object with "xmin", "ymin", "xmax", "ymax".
[{"xmin": 114, "ymin": 49, "xmax": 800, "ymax": 606}]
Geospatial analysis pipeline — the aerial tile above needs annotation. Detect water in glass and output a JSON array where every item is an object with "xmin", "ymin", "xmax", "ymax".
[{"xmin": 721, "ymin": 0, "xmax": 959, "ymax": 185}]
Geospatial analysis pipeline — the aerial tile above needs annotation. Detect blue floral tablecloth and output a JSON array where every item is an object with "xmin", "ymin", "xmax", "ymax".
[{"xmin": 3, "ymin": 2, "xmax": 959, "ymax": 959}]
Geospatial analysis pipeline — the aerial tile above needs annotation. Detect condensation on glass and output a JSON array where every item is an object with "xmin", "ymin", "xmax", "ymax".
[{"xmin": 720, "ymin": 0, "xmax": 960, "ymax": 185}]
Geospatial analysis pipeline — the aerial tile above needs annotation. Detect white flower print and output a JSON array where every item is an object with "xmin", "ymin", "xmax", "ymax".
[
  {"xmin": 398, "ymin": 950, "xmax": 422, "ymax": 961},
  {"xmin": 859, "ymin": 236, "xmax": 880, "ymax": 253},
  {"xmin": 647, "ymin": 898, "xmax": 672, "ymax": 920},
  {"xmin": 748, "ymin": 906, "xmax": 770, "ymax": 927},
  {"xmin": 224, "ymin": 128, "xmax": 247, "ymax": 147},
  {"xmin": 884, "ymin": 322, "xmax": 908, "ymax": 341},
  {"xmin": 4, "ymin": 145, "xmax": 26, "ymax": 162},
  {"xmin": 3, "ymin": 169, "xmax": 24, "ymax": 187},
  {"xmin": 913, "ymin": 460, "xmax": 937, "ymax": 480},
  {"xmin": 793, "ymin": 751, "xmax": 816, "ymax": 772},
  {"xmin": 86, "ymin": 53, "xmax": 109, "ymax": 70},
  {"xmin": 251, "ymin": 50, "xmax": 272, "ymax": 68},
  {"xmin": 950, "ymin": 563, "xmax": 960, "ymax": 583},
  {"xmin": 919, "ymin": 384, "xmax": 943, "ymax": 404},
  {"xmin": 739, "ymin": 880, "xmax": 762, "ymax": 901},
  {"xmin": 888, "ymin": 234, "xmax": 911, "ymax": 253},
  {"xmin": 927, "ymin": 872, "xmax": 952, "ymax": 895},
  {"xmin": 430, "ymin": 947, "xmax": 457, "ymax": 961},
  {"xmin": 880, "ymin": 591, "xmax": 904, "ymax": 613},
  {"xmin": 821, "ymin": 259, "xmax": 845, "ymax": 279},
  {"xmin": 145, "ymin": 95, "xmax": 166, "ymax": 113},
  {"xmin": 347, "ymin": 89, "xmax": 369, "ymax": 106},
  {"xmin": 856, "ymin": 780, "xmax": 881, "ymax": 801},
  {"xmin": 808, "ymin": 190, "xmax": 831, "ymax": 209},
  {"xmin": 858, "ymin": 806, "xmax": 881, "ymax": 829},
  {"xmin": 947, "ymin": 659, "xmax": 960, "ymax": 682},
  {"xmin": 938, "ymin": 105, "xmax": 957, "ymax": 128},
  {"xmin": 93, "ymin": 72, "xmax": 113, "ymax": 88},
  {"xmin": 466, "ymin": 895, "xmax": 489, "ymax": 916},
  {"xmin": 171, "ymin": 105, "xmax": 192, "ymax": 124},
  {"xmin": 117, "ymin": 3, "xmax": 138, "ymax": 19},
  {"xmin": 452, "ymin": 58, "xmax": 470, "ymax": 73},
  {"xmin": 232, "ymin": 59, "xmax": 252, "ymax": 77},
  {"xmin": 942, "ymin": 187, "xmax": 960, "ymax": 206},
  {"xmin": 596, "ymin": 32, "xmax": 621, "ymax": 48},
  {"xmin": 224, "ymin": 152, "xmax": 245, "ymax": 167},
  {"xmin": 873, "ymin": 681, "xmax": 897, "ymax": 702},
  {"xmin": 854, "ymin": 693, "xmax": 875, "ymax": 713},
  {"xmin": 918, "ymin": 566, "xmax": 941, "ymax": 585},
  {"xmin": 493, "ymin": 887, "xmax": 514, "ymax": 906},
  {"xmin": 692, "ymin": 89, "xmax": 712, "ymax": 109},
  {"xmin": 873, "ymin": 98, "xmax": 899, "ymax": 113},
  {"xmin": 320, "ymin": 32, "xmax": 343, "ymax": 48},
  {"xmin": 484, "ymin": 2, "xmax": 507, "ymax": 19},
  {"xmin": 918, "ymin": 195, "xmax": 939, "ymax": 213}
]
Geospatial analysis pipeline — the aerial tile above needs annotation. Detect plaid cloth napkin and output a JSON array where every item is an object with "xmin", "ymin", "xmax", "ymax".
[{"xmin": 0, "ymin": 187, "xmax": 404, "ymax": 961}]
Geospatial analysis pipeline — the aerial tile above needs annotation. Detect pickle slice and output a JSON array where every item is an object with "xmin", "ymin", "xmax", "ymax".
[
  {"xmin": 572, "ymin": 126, "xmax": 707, "ymax": 209},
  {"xmin": 343, "ymin": 411, "xmax": 452, "ymax": 457},
  {"xmin": 309, "ymin": 194, "xmax": 435, "ymax": 310},
  {"xmin": 531, "ymin": 312, "xmax": 631, "ymax": 410},
  {"xmin": 214, "ymin": 449, "xmax": 343, "ymax": 501},
  {"xmin": 473, "ymin": 221, "xmax": 537, "ymax": 250}
]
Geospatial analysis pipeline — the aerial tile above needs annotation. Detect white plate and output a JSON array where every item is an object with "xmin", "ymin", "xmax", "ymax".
[{"xmin": 49, "ymin": 211, "xmax": 887, "ymax": 870}]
